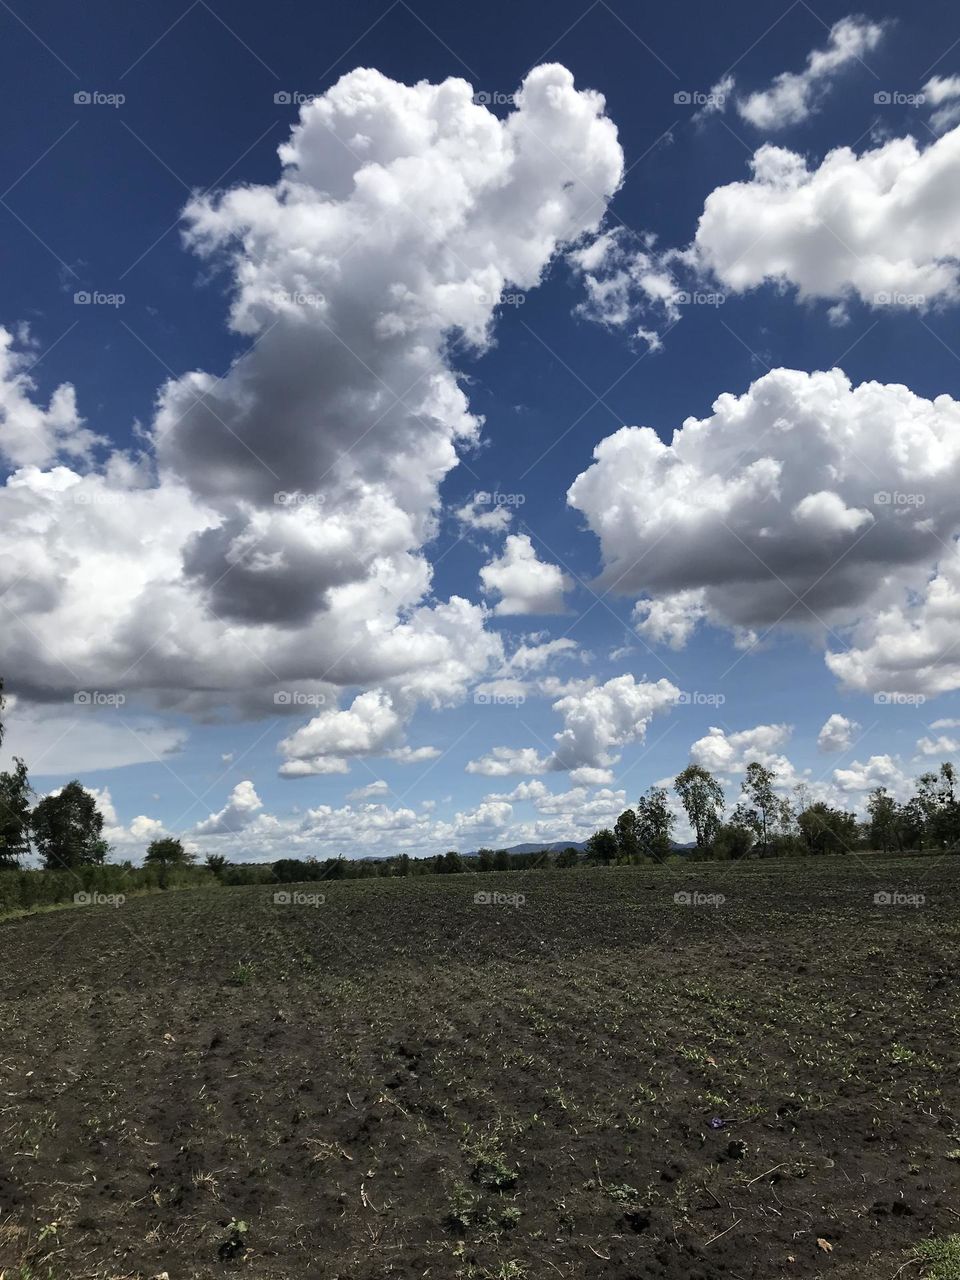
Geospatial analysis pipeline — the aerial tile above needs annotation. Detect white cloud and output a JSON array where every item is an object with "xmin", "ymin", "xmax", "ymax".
[
  {"xmin": 480, "ymin": 534, "xmax": 571, "ymax": 615},
  {"xmin": 917, "ymin": 733, "xmax": 960, "ymax": 756},
  {"xmin": 347, "ymin": 779, "xmax": 391, "ymax": 799},
  {"xmin": 569, "ymin": 227, "xmax": 682, "ymax": 351},
  {"xmin": 467, "ymin": 673, "xmax": 678, "ymax": 779},
  {"xmin": 924, "ymin": 74, "xmax": 960, "ymax": 134},
  {"xmin": 0, "ymin": 64, "xmax": 622, "ymax": 736},
  {"xmin": 466, "ymin": 746, "xmax": 550, "ymax": 777},
  {"xmin": 0, "ymin": 327, "xmax": 103, "ymax": 468},
  {"xmin": 386, "ymin": 745, "xmax": 441, "ymax": 765},
  {"xmin": 456, "ymin": 496, "xmax": 513, "ymax": 535},
  {"xmin": 0, "ymin": 700, "xmax": 186, "ymax": 776},
  {"xmin": 817, "ymin": 713, "xmax": 860, "ymax": 753},
  {"xmin": 694, "ymin": 119, "xmax": 960, "ymax": 308},
  {"xmin": 826, "ymin": 543, "xmax": 960, "ymax": 695},
  {"xmin": 689, "ymin": 723, "xmax": 793, "ymax": 775},
  {"xmin": 278, "ymin": 689, "xmax": 402, "ymax": 777},
  {"xmin": 569, "ymin": 367, "xmax": 960, "ymax": 692},
  {"xmin": 737, "ymin": 17, "xmax": 884, "ymax": 130},
  {"xmin": 833, "ymin": 753, "xmax": 908, "ymax": 794},
  {"xmin": 196, "ymin": 780, "xmax": 264, "ymax": 835}
]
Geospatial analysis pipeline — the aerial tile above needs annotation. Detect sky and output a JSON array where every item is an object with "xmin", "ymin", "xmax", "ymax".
[{"xmin": 2, "ymin": 0, "xmax": 960, "ymax": 860}]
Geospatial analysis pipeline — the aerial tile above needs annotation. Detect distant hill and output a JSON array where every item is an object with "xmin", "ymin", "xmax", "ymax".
[{"xmin": 465, "ymin": 840, "xmax": 698, "ymax": 857}]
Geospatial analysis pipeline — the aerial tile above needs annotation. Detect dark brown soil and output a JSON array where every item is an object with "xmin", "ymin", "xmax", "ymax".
[{"xmin": 1, "ymin": 856, "xmax": 958, "ymax": 1279}]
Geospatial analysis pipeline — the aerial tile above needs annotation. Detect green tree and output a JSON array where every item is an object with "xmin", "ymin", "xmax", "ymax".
[
  {"xmin": 585, "ymin": 828, "xmax": 618, "ymax": 864},
  {"xmin": 0, "ymin": 757, "xmax": 32, "ymax": 867},
  {"xmin": 555, "ymin": 845, "xmax": 580, "ymax": 868},
  {"xmin": 866, "ymin": 787, "xmax": 903, "ymax": 851},
  {"xmin": 713, "ymin": 821, "xmax": 754, "ymax": 860},
  {"xmin": 145, "ymin": 836, "xmax": 194, "ymax": 866},
  {"xmin": 734, "ymin": 762, "xmax": 787, "ymax": 856},
  {"xmin": 205, "ymin": 853, "xmax": 227, "ymax": 876},
  {"xmin": 31, "ymin": 781, "xmax": 107, "ymax": 869},
  {"xmin": 674, "ymin": 764, "xmax": 725, "ymax": 853},
  {"xmin": 613, "ymin": 808, "xmax": 640, "ymax": 862},
  {"xmin": 635, "ymin": 786, "xmax": 675, "ymax": 862},
  {"xmin": 796, "ymin": 801, "xmax": 858, "ymax": 854}
]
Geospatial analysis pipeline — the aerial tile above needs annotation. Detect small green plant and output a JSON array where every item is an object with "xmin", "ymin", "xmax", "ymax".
[
  {"xmin": 217, "ymin": 1218, "xmax": 249, "ymax": 1260},
  {"xmin": 914, "ymin": 1235, "xmax": 960, "ymax": 1279},
  {"xmin": 228, "ymin": 962, "xmax": 255, "ymax": 987}
]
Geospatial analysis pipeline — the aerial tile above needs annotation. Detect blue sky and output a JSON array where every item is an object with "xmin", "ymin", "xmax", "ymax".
[{"xmin": 2, "ymin": 0, "xmax": 960, "ymax": 858}]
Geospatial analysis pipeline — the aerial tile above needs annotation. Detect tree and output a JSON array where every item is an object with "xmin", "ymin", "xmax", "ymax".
[
  {"xmin": 635, "ymin": 786, "xmax": 675, "ymax": 862},
  {"xmin": 796, "ymin": 802, "xmax": 858, "ymax": 855},
  {"xmin": 735, "ymin": 762, "xmax": 788, "ymax": 856},
  {"xmin": 585, "ymin": 828, "xmax": 618, "ymax": 864},
  {"xmin": 145, "ymin": 836, "xmax": 193, "ymax": 866},
  {"xmin": 674, "ymin": 764, "xmax": 724, "ymax": 853},
  {"xmin": 205, "ymin": 853, "xmax": 227, "ymax": 876},
  {"xmin": 865, "ymin": 787, "xmax": 902, "ymax": 851},
  {"xmin": 555, "ymin": 845, "xmax": 580, "ymax": 868},
  {"xmin": 31, "ymin": 781, "xmax": 107, "ymax": 869},
  {"xmin": 0, "ymin": 757, "xmax": 32, "ymax": 868},
  {"xmin": 613, "ymin": 809, "xmax": 640, "ymax": 862},
  {"xmin": 713, "ymin": 821, "xmax": 754, "ymax": 860}
]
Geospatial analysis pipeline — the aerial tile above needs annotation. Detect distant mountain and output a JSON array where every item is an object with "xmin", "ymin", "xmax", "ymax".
[{"xmin": 464, "ymin": 839, "xmax": 698, "ymax": 857}]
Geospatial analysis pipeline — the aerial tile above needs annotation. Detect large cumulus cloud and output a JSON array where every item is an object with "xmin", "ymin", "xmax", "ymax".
[
  {"xmin": 0, "ymin": 65, "xmax": 623, "ymax": 751},
  {"xmin": 568, "ymin": 366, "xmax": 960, "ymax": 691}
]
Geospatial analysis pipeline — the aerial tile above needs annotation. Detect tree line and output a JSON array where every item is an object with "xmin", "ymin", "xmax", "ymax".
[{"xmin": 583, "ymin": 761, "xmax": 960, "ymax": 863}]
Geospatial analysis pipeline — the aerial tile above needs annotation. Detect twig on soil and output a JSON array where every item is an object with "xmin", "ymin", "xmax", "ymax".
[
  {"xmin": 705, "ymin": 1217, "xmax": 742, "ymax": 1246},
  {"xmin": 586, "ymin": 1245, "xmax": 610, "ymax": 1260},
  {"xmin": 746, "ymin": 1163, "xmax": 786, "ymax": 1185}
]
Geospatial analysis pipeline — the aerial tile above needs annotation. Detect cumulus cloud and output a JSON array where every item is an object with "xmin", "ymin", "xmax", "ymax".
[
  {"xmin": 0, "ymin": 328, "xmax": 103, "ymax": 468},
  {"xmin": 736, "ymin": 17, "xmax": 884, "ymax": 130},
  {"xmin": 818, "ymin": 713, "xmax": 860, "ymax": 753},
  {"xmin": 466, "ymin": 746, "xmax": 550, "ymax": 777},
  {"xmin": 0, "ymin": 64, "xmax": 622, "ymax": 745},
  {"xmin": 455, "ymin": 495, "xmax": 514, "ymax": 535},
  {"xmin": 467, "ymin": 673, "xmax": 678, "ymax": 779},
  {"xmin": 827, "ymin": 543, "xmax": 960, "ymax": 695},
  {"xmin": 694, "ymin": 120, "xmax": 960, "ymax": 309},
  {"xmin": 832, "ymin": 753, "xmax": 908, "ymax": 794},
  {"xmin": 690, "ymin": 723, "xmax": 793, "ymax": 775},
  {"xmin": 278, "ymin": 689, "xmax": 403, "ymax": 777},
  {"xmin": 196, "ymin": 779, "xmax": 264, "ymax": 835},
  {"xmin": 569, "ymin": 366, "xmax": 960, "ymax": 692},
  {"xmin": 479, "ymin": 534, "xmax": 571, "ymax": 615},
  {"xmin": 924, "ymin": 74, "xmax": 960, "ymax": 134},
  {"xmin": 917, "ymin": 733, "xmax": 960, "ymax": 756}
]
